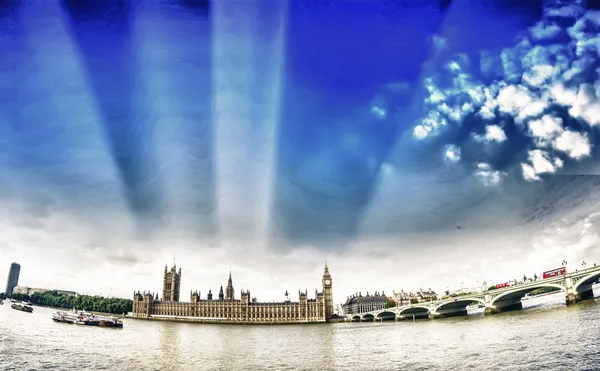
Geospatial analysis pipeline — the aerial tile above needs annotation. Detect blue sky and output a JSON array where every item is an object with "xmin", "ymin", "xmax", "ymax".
[{"xmin": 0, "ymin": 0, "xmax": 599, "ymax": 302}]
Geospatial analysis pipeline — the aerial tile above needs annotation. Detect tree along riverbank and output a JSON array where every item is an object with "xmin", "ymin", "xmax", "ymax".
[{"xmin": 4, "ymin": 291, "xmax": 132, "ymax": 315}]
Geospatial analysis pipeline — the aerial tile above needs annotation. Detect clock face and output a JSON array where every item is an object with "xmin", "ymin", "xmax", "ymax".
[{"xmin": 325, "ymin": 280, "xmax": 331, "ymax": 285}]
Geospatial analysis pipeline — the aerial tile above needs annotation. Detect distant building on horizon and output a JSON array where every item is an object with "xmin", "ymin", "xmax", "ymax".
[
  {"xmin": 392, "ymin": 289, "xmax": 438, "ymax": 305},
  {"xmin": 5, "ymin": 262, "xmax": 20, "ymax": 295},
  {"xmin": 12, "ymin": 286, "xmax": 78, "ymax": 297},
  {"xmin": 342, "ymin": 291, "xmax": 389, "ymax": 315}
]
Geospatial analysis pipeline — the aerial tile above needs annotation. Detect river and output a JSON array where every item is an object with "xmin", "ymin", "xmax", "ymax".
[{"xmin": 1, "ymin": 290, "xmax": 600, "ymax": 371}]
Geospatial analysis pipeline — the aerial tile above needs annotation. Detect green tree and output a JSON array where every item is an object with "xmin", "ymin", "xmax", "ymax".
[
  {"xmin": 16, "ymin": 291, "xmax": 132, "ymax": 314},
  {"xmin": 385, "ymin": 299, "xmax": 397, "ymax": 308}
]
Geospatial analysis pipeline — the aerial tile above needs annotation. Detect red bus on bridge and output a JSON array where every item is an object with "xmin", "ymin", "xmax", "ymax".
[
  {"xmin": 543, "ymin": 267, "xmax": 566, "ymax": 279},
  {"xmin": 495, "ymin": 282, "xmax": 510, "ymax": 289}
]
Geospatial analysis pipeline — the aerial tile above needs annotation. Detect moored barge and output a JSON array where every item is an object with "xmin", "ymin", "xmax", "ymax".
[
  {"xmin": 52, "ymin": 310, "xmax": 123, "ymax": 328},
  {"xmin": 11, "ymin": 303, "xmax": 33, "ymax": 313}
]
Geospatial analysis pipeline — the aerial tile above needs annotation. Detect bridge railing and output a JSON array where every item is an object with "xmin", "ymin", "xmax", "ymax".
[{"xmin": 347, "ymin": 266, "xmax": 600, "ymax": 317}]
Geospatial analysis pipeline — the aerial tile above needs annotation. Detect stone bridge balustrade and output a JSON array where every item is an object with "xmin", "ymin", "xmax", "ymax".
[{"xmin": 347, "ymin": 265, "xmax": 600, "ymax": 321}]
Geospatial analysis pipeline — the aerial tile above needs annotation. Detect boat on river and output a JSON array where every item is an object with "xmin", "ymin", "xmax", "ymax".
[
  {"xmin": 52, "ymin": 310, "xmax": 123, "ymax": 328},
  {"xmin": 11, "ymin": 303, "xmax": 34, "ymax": 313}
]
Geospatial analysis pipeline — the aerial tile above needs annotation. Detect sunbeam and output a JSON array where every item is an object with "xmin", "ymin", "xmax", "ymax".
[
  {"xmin": 212, "ymin": 0, "xmax": 287, "ymax": 248},
  {"xmin": 0, "ymin": 0, "xmax": 130, "ymax": 225},
  {"xmin": 60, "ymin": 0, "xmax": 164, "ymax": 230},
  {"xmin": 134, "ymin": 1, "xmax": 215, "ymax": 241}
]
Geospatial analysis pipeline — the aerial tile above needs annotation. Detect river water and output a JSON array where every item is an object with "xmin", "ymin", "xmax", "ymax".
[{"xmin": 2, "ymin": 290, "xmax": 600, "ymax": 371}]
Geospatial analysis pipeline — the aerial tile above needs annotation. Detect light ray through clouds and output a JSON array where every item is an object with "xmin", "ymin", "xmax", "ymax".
[
  {"xmin": 134, "ymin": 1, "xmax": 215, "ymax": 241},
  {"xmin": 212, "ymin": 0, "xmax": 287, "ymax": 248},
  {"xmin": 0, "ymin": 0, "xmax": 129, "ymax": 226},
  {"xmin": 61, "ymin": 0, "xmax": 164, "ymax": 230}
]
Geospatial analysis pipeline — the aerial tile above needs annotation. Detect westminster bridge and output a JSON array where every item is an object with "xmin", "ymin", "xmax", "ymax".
[{"xmin": 348, "ymin": 265, "xmax": 600, "ymax": 321}]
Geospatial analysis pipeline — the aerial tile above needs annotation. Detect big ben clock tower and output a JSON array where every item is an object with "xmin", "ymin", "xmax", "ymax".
[{"xmin": 322, "ymin": 263, "xmax": 333, "ymax": 321}]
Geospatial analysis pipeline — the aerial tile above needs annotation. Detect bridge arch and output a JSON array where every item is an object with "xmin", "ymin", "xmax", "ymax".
[
  {"xmin": 573, "ymin": 271, "xmax": 600, "ymax": 292},
  {"xmin": 361, "ymin": 313, "xmax": 375, "ymax": 321},
  {"xmin": 398, "ymin": 305, "xmax": 431, "ymax": 316},
  {"xmin": 433, "ymin": 297, "xmax": 486, "ymax": 313},
  {"xmin": 375, "ymin": 310, "xmax": 397, "ymax": 321},
  {"xmin": 491, "ymin": 283, "xmax": 566, "ymax": 306}
]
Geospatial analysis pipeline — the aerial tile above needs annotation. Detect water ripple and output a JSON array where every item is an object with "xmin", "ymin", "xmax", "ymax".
[{"xmin": 1, "ymin": 299, "xmax": 600, "ymax": 370}]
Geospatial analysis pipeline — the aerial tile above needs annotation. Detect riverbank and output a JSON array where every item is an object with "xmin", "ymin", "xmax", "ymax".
[
  {"xmin": 127, "ymin": 315, "xmax": 330, "ymax": 325},
  {"xmin": 26, "ymin": 303, "xmax": 125, "ymax": 318}
]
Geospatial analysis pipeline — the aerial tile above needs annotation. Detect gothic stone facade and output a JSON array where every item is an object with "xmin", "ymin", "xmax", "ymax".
[{"xmin": 132, "ymin": 263, "xmax": 334, "ymax": 324}]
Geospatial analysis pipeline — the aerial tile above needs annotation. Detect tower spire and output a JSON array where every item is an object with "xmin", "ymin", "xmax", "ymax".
[{"xmin": 226, "ymin": 270, "xmax": 234, "ymax": 300}]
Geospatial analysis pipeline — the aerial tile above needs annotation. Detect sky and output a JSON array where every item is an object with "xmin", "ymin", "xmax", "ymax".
[{"xmin": 0, "ymin": 0, "xmax": 599, "ymax": 305}]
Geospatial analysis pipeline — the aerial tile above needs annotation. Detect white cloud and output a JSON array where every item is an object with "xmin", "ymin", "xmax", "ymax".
[
  {"xmin": 523, "ymin": 64, "xmax": 556, "ymax": 88},
  {"xmin": 549, "ymin": 83, "xmax": 578, "ymax": 106},
  {"xmin": 530, "ymin": 23, "xmax": 564, "ymax": 44},
  {"xmin": 411, "ymin": 2, "xmax": 598, "ymax": 183},
  {"xmin": 444, "ymin": 144, "xmax": 461, "ymax": 163},
  {"xmin": 569, "ymin": 84, "xmax": 600, "ymax": 126},
  {"xmin": 370, "ymin": 95, "xmax": 387, "ymax": 119},
  {"xmin": 496, "ymin": 85, "xmax": 532, "ymax": 116},
  {"xmin": 439, "ymin": 102, "xmax": 474, "ymax": 123},
  {"xmin": 553, "ymin": 130, "xmax": 591, "ymax": 159},
  {"xmin": 518, "ymin": 99, "xmax": 549, "ymax": 124},
  {"xmin": 528, "ymin": 114, "xmax": 564, "ymax": 144},
  {"xmin": 545, "ymin": 4, "xmax": 585, "ymax": 25},
  {"xmin": 521, "ymin": 149, "xmax": 564, "ymax": 182},
  {"xmin": 474, "ymin": 163, "xmax": 506, "ymax": 186},
  {"xmin": 413, "ymin": 110, "xmax": 448, "ymax": 140},
  {"xmin": 521, "ymin": 163, "xmax": 541, "ymax": 182},
  {"xmin": 473, "ymin": 124, "xmax": 507, "ymax": 143},
  {"xmin": 413, "ymin": 124, "xmax": 430, "ymax": 140},
  {"xmin": 486, "ymin": 84, "xmax": 549, "ymax": 124}
]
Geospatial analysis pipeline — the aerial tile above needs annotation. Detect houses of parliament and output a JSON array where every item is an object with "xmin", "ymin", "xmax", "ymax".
[{"xmin": 132, "ymin": 262, "xmax": 334, "ymax": 324}]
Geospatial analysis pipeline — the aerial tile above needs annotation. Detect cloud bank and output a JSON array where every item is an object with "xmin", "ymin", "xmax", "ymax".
[{"xmin": 412, "ymin": 2, "xmax": 599, "ymax": 184}]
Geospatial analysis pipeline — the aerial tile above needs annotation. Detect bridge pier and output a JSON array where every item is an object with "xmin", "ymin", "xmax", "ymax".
[
  {"xmin": 484, "ymin": 294, "xmax": 493, "ymax": 316},
  {"xmin": 566, "ymin": 287, "xmax": 594, "ymax": 305},
  {"xmin": 485, "ymin": 304, "xmax": 522, "ymax": 315}
]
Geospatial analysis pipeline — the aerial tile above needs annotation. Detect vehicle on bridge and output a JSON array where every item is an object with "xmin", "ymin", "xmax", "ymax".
[
  {"xmin": 495, "ymin": 282, "xmax": 511, "ymax": 289},
  {"xmin": 543, "ymin": 267, "xmax": 566, "ymax": 279}
]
